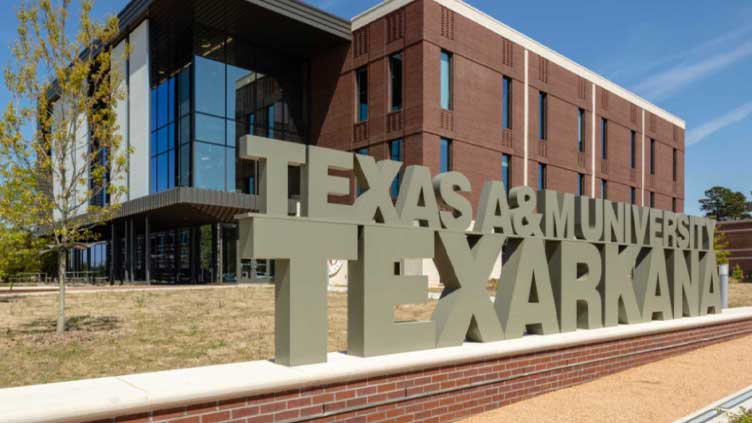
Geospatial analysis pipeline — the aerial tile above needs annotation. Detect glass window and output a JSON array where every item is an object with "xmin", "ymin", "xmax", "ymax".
[
  {"xmin": 650, "ymin": 138, "xmax": 656, "ymax": 175},
  {"xmin": 356, "ymin": 148, "xmax": 369, "ymax": 195},
  {"xmin": 150, "ymin": 87, "xmax": 158, "ymax": 130},
  {"xmin": 440, "ymin": 138, "xmax": 452, "ymax": 173},
  {"xmin": 502, "ymin": 154, "xmax": 511, "ymax": 192},
  {"xmin": 227, "ymin": 120, "xmax": 236, "ymax": 147},
  {"xmin": 249, "ymin": 113, "xmax": 256, "ymax": 136},
  {"xmin": 673, "ymin": 198, "xmax": 677, "ymax": 212},
  {"xmin": 389, "ymin": 140, "xmax": 403, "ymax": 197},
  {"xmin": 539, "ymin": 92, "xmax": 547, "ymax": 140},
  {"xmin": 168, "ymin": 151, "xmax": 175, "ymax": 189},
  {"xmin": 601, "ymin": 118, "xmax": 608, "ymax": 160},
  {"xmin": 357, "ymin": 147, "xmax": 369, "ymax": 156},
  {"xmin": 503, "ymin": 76, "xmax": 512, "ymax": 129},
  {"xmin": 150, "ymin": 158, "xmax": 157, "ymax": 194},
  {"xmin": 167, "ymin": 77, "xmax": 176, "ymax": 124},
  {"xmin": 157, "ymin": 153, "xmax": 168, "ymax": 192},
  {"xmin": 195, "ymin": 113, "xmax": 226, "ymax": 145},
  {"xmin": 156, "ymin": 127, "xmax": 168, "ymax": 154},
  {"xmin": 440, "ymin": 51, "xmax": 453, "ymax": 110},
  {"xmin": 390, "ymin": 52, "xmax": 403, "ymax": 112},
  {"xmin": 227, "ymin": 64, "xmax": 253, "ymax": 122},
  {"xmin": 179, "ymin": 145, "xmax": 190, "ymax": 187},
  {"xmin": 578, "ymin": 108, "xmax": 585, "ymax": 152},
  {"xmin": 157, "ymin": 82, "xmax": 168, "ymax": 128},
  {"xmin": 195, "ymin": 56, "xmax": 226, "ymax": 117},
  {"xmin": 630, "ymin": 130, "xmax": 637, "ymax": 169},
  {"xmin": 356, "ymin": 67, "xmax": 368, "ymax": 122},
  {"xmin": 577, "ymin": 173, "xmax": 585, "ymax": 196},
  {"xmin": 226, "ymin": 148, "xmax": 236, "ymax": 192},
  {"xmin": 267, "ymin": 104, "xmax": 276, "ymax": 139},
  {"xmin": 601, "ymin": 179, "xmax": 608, "ymax": 199},
  {"xmin": 179, "ymin": 116, "xmax": 191, "ymax": 146},
  {"xmin": 179, "ymin": 67, "xmax": 191, "ymax": 117},
  {"xmin": 538, "ymin": 163, "xmax": 547, "ymax": 191},
  {"xmin": 194, "ymin": 142, "xmax": 227, "ymax": 191},
  {"xmin": 630, "ymin": 187, "xmax": 636, "ymax": 205}
]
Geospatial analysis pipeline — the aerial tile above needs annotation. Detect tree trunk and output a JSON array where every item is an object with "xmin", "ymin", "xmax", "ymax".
[{"xmin": 57, "ymin": 249, "xmax": 66, "ymax": 334}]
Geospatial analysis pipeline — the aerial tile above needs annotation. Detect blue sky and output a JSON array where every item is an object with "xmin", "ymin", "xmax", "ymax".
[{"xmin": 1, "ymin": 0, "xmax": 750, "ymax": 216}]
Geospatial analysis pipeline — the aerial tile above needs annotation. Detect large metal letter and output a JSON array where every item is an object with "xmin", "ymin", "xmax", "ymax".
[
  {"xmin": 634, "ymin": 248, "xmax": 674, "ymax": 321},
  {"xmin": 495, "ymin": 238, "xmax": 560, "ymax": 339},
  {"xmin": 237, "ymin": 216, "xmax": 357, "ymax": 366},
  {"xmin": 302, "ymin": 146, "xmax": 354, "ymax": 220},
  {"xmin": 239, "ymin": 136, "xmax": 306, "ymax": 216},
  {"xmin": 353, "ymin": 155, "xmax": 401, "ymax": 224},
  {"xmin": 474, "ymin": 181, "xmax": 514, "ymax": 234},
  {"xmin": 348, "ymin": 226, "xmax": 436, "ymax": 357},
  {"xmin": 396, "ymin": 166, "xmax": 441, "ymax": 228},
  {"xmin": 550, "ymin": 241, "xmax": 603, "ymax": 332},
  {"xmin": 434, "ymin": 172, "xmax": 473, "ymax": 231},
  {"xmin": 538, "ymin": 191, "xmax": 575, "ymax": 239},
  {"xmin": 667, "ymin": 249, "xmax": 700, "ymax": 318},
  {"xmin": 699, "ymin": 251, "xmax": 722, "ymax": 315},
  {"xmin": 432, "ymin": 232, "xmax": 505, "ymax": 347},
  {"xmin": 601, "ymin": 244, "xmax": 643, "ymax": 326}
]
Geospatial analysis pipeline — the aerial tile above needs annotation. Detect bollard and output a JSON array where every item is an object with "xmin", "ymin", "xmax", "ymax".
[{"xmin": 720, "ymin": 264, "xmax": 729, "ymax": 309}]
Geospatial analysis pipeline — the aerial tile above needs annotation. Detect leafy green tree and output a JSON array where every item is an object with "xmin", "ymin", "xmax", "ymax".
[
  {"xmin": 0, "ymin": 0, "xmax": 127, "ymax": 334},
  {"xmin": 732, "ymin": 265, "xmax": 745, "ymax": 282},
  {"xmin": 715, "ymin": 231, "xmax": 731, "ymax": 266},
  {"xmin": 699, "ymin": 186, "xmax": 750, "ymax": 221}
]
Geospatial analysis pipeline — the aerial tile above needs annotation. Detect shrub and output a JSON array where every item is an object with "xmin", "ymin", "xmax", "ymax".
[
  {"xmin": 727, "ymin": 407, "xmax": 752, "ymax": 423},
  {"xmin": 733, "ymin": 265, "xmax": 745, "ymax": 282}
]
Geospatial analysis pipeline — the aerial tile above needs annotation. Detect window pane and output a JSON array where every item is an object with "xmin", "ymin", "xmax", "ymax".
[
  {"xmin": 578, "ymin": 109, "xmax": 585, "ymax": 152},
  {"xmin": 196, "ymin": 113, "xmax": 226, "ymax": 145},
  {"xmin": 390, "ymin": 140, "xmax": 403, "ymax": 197},
  {"xmin": 539, "ymin": 92, "xmax": 547, "ymax": 140},
  {"xmin": 179, "ymin": 144, "xmax": 190, "ymax": 187},
  {"xmin": 538, "ymin": 163, "xmax": 546, "ymax": 190},
  {"xmin": 356, "ymin": 68, "xmax": 368, "ymax": 122},
  {"xmin": 168, "ymin": 123, "xmax": 175, "ymax": 152},
  {"xmin": 157, "ymin": 127, "xmax": 168, "ymax": 154},
  {"xmin": 440, "ymin": 138, "xmax": 451, "ymax": 173},
  {"xmin": 502, "ymin": 77, "xmax": 512, "ymax": 129},
  {"xmin": 390, "ymin": 53, "xmax": 403, "ymax": 112},
  {"xmin": 150, "ymin": 157, "xmax": 157, "ymax": 193},
  {"xmin": 150, "ymin": 132, "xmax": 157, "ymax": 157},
  {"xmin": 249, "ymin": 113, "xmax": 256, "ymax": 136},
  {"xmin": 441, "ymin": 51, "xmax": 452, "ymax": 110},
  {"xmin": 167, "ymin": 77, "xmax": 176, "ymax": 124},
  {"xmin": 194, "ymin": 142, "xmax": 226, "ymax": 191},
  {"xmin": 227, "ymin": 64, "xmax": 253, "ymax": 122},
  {"xmin": 267, "ymin": 104, "xmax": 276, "ymax": 138},
  {"xmin": 168, "ymin": 151, "xmax": 176, "ymax": 189},
  {"xmin": 502, "ymin": 154, "xmax": 510, "ymax": 191},
  {"xmin": 195, "ymin": 56, "xmax": 226, "ymax": 117},
  {"xmin": 227, "ymin": 148, "xmax": 236, "ymax": 193},
  {"xmin": 150, "ymin": 87, "xmax": 157, "ymax": 130},
  {"xmin": 630, "ymin": 131, "xmax": 636, "ymax": 168},
  {"xmin": 179, "ymin": 67, "xmax": 191, "ymax": 117},
  {"xmin": 179, "ymin": 116, "xmax": 191, "ymax": 146},
  {"xmin": 227, "ymin": 119, "xmax": 236, "ymax": 147},
  {"xmin": 157, "ymin": 153, "xmax": 168, "ymax": 192},
  {"xmin": 601, "ymin": 179, "xmax": 607, "ymax": 199},
  {"xmin": 157, "ymin": 81, "xmax": 168, "ymax": 128}
]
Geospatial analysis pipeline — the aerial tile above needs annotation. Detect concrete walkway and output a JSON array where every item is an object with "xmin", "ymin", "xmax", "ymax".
[{"xmin": 460, "ymin": 334, "xmax": 752, "ymax": 423}]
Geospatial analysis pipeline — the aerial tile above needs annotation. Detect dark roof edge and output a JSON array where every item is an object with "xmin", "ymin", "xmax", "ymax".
[{"xmin": 114, "ymin": 0, "xmax": 352, "ymax": 42}]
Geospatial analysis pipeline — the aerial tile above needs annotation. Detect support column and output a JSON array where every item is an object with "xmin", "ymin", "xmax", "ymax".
[
  {"xmin": 109, "ymin": 223, "xmax": 116, "ymax": 285},
  {"xmin": 216, "ymin": 223, "xmax": 223, "ymax": 284},
  {"xmin": 123, "ymin": 220, "xmax": 129, "ymax": 284},
  {"xmin": 128, "ymin": 219, "xmax": 135, "ymax": 284},
  {"xmin": 145, "ymin": 216, "xmax": 151, "ymax": 285}
]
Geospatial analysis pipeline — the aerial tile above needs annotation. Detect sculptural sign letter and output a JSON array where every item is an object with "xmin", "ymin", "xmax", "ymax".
[{"xmin": 237, "ymin": 136, "xmax": 721, "ymax": 366}]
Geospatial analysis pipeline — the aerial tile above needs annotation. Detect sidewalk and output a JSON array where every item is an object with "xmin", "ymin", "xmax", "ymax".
[{"xmin": 460, "ymin": 334, "xmax": 752, "ymax": 423}]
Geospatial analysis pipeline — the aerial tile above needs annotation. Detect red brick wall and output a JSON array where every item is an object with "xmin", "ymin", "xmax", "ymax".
[
  {"xmin": 719, "ymin": 221, "xmax": 752, "ymax": 277},
  {"xmin": 91, "ymin": 318, "xmax": 752, "ymax": 423},
  {"xmin": 311, "ymin": 0, "xmax": 685, "ymax": 212}
]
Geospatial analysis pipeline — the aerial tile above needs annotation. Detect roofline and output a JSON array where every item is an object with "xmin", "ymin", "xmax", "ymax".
[
  {"xmin": 352, "ymin": 0, "xmax": 686, "ymax": 129},
  {"xmin": 114, "ymin": 0, "xmax": 352, "ymax": 42}
]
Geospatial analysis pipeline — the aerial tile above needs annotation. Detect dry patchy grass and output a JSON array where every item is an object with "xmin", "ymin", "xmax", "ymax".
[
  {"xmin": 1, "ymin": 282, "xmax": 751, "ymax": 389},
  {"xmin": 0, "ymin": 286, "xmax": 435, "ymax": 388}
]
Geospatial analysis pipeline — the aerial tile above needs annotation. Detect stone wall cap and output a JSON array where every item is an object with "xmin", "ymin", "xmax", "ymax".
[{"xmin": 2, "ymin": 308, "xmax": 752, "ymax": 423}]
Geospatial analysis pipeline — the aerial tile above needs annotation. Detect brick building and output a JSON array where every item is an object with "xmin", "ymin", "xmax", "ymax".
[
  {"xmin": 59, "ymin": 0, "xmax": 685, "ymax": 283},
  {"xmin": 718, "ymin": 220, "xmax": 752, "ymax": 279}
]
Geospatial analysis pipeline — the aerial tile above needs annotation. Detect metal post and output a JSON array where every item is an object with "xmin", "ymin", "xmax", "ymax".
[
  {"xmin": 145, "ymin": 216, "xmax": 151, "ymax": 285},
  {"xmin": 217, "ymin": 223, "xmax": 223, "ymax": 284},
  {"xmin": 720, "ymin": 263, "xmax": 729, "ymax": 309}
]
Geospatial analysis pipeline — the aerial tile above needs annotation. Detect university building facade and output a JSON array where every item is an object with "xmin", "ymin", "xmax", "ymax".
[{"xmin": 62, "ymin": 0, "xmax": 686, "ymax": 284}]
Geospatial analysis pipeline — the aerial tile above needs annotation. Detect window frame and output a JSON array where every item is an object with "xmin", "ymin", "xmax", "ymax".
[
  {"xmin": 389, "ymin": 52, "xmax": 404, "ymax": 112},
  {"xmin": 440, "ymin": 50, "xmax": 453, "ymax": 111},
  {"xmin": 356, "ymin": 66, "xmax": 369, "ymax": 122}
]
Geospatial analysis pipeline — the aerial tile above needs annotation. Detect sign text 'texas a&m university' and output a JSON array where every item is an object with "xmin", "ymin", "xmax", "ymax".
[{"xmin": 237, "ymin": 136, "xmax": 721, "ymax": 366}]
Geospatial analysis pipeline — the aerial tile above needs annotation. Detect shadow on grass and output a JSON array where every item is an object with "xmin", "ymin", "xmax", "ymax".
[{"xmin": 17, "ymin": 315, "xmax": 120, "ymax": 335}]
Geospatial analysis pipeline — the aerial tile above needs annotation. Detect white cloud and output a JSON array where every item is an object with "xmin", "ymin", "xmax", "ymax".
[
  {"xmin": 687, "ymin": 101, "xmax": 752, "ymax": 146},
  {"xmin": 632, "ymin": 40, "xmax": 752, "ymax": 101}
]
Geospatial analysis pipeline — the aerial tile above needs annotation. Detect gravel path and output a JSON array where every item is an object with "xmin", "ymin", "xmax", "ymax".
[{"xmin": 460, "ymin": 334, "xmax": 752, "ymax": 423}]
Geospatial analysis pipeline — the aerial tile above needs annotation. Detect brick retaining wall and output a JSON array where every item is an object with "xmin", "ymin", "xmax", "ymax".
[{"xmin": 90, "ymin": 318, "xmax": 752, "ymax": 423}]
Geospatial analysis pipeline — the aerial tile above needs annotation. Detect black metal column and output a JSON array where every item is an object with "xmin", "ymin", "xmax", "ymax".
[{"xmin": 145, "ymin": 216, "xmax": 151, "ymax": 285}]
